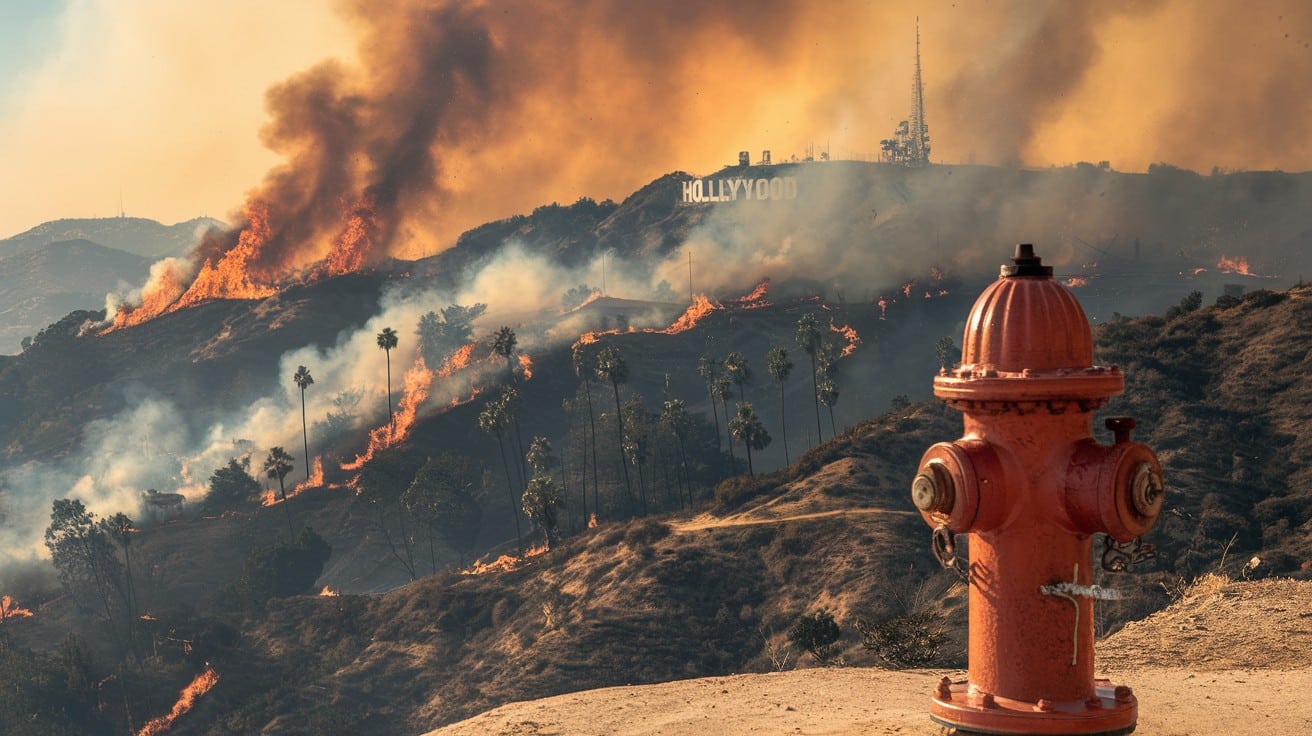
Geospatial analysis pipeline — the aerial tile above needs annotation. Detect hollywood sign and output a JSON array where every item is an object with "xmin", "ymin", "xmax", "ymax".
[{"xmin": 681, "ymin": 176, "xmax": 799, "ymax": 204}]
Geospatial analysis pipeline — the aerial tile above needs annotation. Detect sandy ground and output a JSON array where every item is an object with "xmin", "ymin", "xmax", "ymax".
[
  {"xmin": 423, "ymin": 665, "xmax": 1312, "ymax": 736},
  {"xmin": 427, "ymin": 576, "xmax": 1312, "ymax": 736}
]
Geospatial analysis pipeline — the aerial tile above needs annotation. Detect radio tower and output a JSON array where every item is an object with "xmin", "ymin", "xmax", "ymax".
[
  {"xmin": 909, "ymin": 17, "xmax": 930, "ymax": 165},
  {"xmin": 880, "ymin": 18, "xmax": 931, "ymax": 166}
]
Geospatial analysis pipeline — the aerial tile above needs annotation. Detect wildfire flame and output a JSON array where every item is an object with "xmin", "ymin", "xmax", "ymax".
[
  {"xmin": 137, "ymin": 665, "xmax": 219, "ymax": 736},
  {"xmin": 325, "ymin": 197, "xmax": 376, "ymax": 277},
  {"xmin": 828, "ymin": 318, "xmax": 861, "ymax": 357},
  {"xmin": 0, "ymin": 595, "xmax": 34, "ymax": 622},
  {"xmin": 876, "ymin": 297, "xmax": 888, "ymax": 320},
  {"xmin": 437, "ymin": 343, "xmax": 477, "ymax": 378},
  {"xmin": 1065, "ymin": 277, "xmax": 1090, "ymax": 288},
  {"xmin": 518, "ymin": 354, "xmax": 534, "ymax": 381},
  {"xmin": 901, "ymin": 282, "xmax": 914, "ymax": 299},
  {"xmin": 732, "ymin": 279, "xmax": 771, "ymax": 309},
  {"xmin": 1217, "ymin": 255, "xmax": 1253, "ymax": 275},
  {"xmin": 342, "ymin": 357, "xmax": 435, "ymax": 471},
  {"xmin": 112, "ymin": 203, "xmax": 279, "ymax": 330},
  {"xmin": 658, "ymin": 294, "xmax": 723, "ymax": 334},
  {"xmin": 293, "ymin": 457, "xmax": 325, "ymax": 493},
  {"xmin": 461, "ymin": 543, "xmax": 549, "ymax": 575},
  {"xmin": 319, "ymin": 586, "xmax": 339, "ymax": 597}
]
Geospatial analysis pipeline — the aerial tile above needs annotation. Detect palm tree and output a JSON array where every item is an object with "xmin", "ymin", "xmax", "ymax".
[
  {"xmin": 724, "ymin": 351, "xmax": 752, "ymax": 405},
  {"xmin": 661, "ymin": 398, "xmax": 693, "ymax": 507},
  {"xmin": 376, "ymin": 327, "xmax": 399, "ymax": 422},
  {"xmin": 293, "ymin": 365, "xmax": 314, "ymax": 480},
  {"xmin": 697, "ymin": 355, "xmax": 724, "ymax": 452},
  {"xmin": 728, "ymin": 403, "xmax": 772, "ymax": 476},
  {"xmin": 572, "ymin": 343, "xmax": 601, "ymax": 522},
  {"xmin": 492, "ymin": 326, "xmax": 518, "ymax": 380},
  {"xmin": 766, "ymin": 346, "xmax": 793, "ymax": 464},
  {"xmin": 817, "ymin": 378, "xmax": 840, "ymax": 437},
  {"xmin": 263, "ymin": 447, "xmax": 296, "ymax": 539},
  {"xmin": 715, "ymin": 376, "xmax": 736, "ymax": 472},
  {"xmin": 498, "ymin": 385, "xmax": 528, "ymax": 490},
  {"xmin": 795, "ymin": 313, "xmax": 824, "ymax": 445},
  {"xmin": 479, "ymin": 401, "xmax": 523, "ymax": 552},
  {"xmin": 595, "ymin": 345, "xmax": 634, "ymax": 512}
]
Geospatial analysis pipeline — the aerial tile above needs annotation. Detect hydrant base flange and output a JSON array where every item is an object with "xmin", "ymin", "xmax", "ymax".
[{"xmin": 930, "ymin": 679, "xmax": 1136, "ymax": 735}]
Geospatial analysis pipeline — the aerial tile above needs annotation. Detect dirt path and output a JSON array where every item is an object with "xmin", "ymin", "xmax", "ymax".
[
  {"xmin": 673, "ymin": 507, "xmax": 914, "ymax": 533},
  {"xmin": 424, "ymin": 666, "xmax": 1312, "ymax": 736}
]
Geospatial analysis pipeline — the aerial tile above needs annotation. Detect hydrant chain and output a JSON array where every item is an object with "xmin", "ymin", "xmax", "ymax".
[
  {"xmin": 1101, "ymin": 535, "xmax": 1157, "ymax": 573},
  {"xmin": 931, "ymin": 524, "xmax": 969, "ymax": 582}
]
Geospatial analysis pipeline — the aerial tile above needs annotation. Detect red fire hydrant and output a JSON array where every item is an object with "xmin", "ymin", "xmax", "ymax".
[{"xmin": 912, "ymin": 244, "xmax": 1164, "ymax": 735}]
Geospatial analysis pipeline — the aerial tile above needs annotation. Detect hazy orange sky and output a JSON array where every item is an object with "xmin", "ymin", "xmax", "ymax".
[{"xmin": 1, "ymin": 0, "xmax": 1308, "ymax": 246}]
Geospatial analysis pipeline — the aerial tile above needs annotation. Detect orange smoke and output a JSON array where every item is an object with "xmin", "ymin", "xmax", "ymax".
[
  {"xmin": 137, "ymin": 665, "xmax": 219, "ymax": 736},
  {"xmin": 0, "ymin": 595, "xmax": 34, "ymax": 623},
  {"xmin": 342, "ymin": 357, "xmax": 435, "ymax": 471},
  {"xmin": 1217, "ymin": 255, "xmax": 1253, "ymax": 275},
  {"xmin": 828, "ymin": 318, "xmax": 862, "ymax": 358},
  {"xmin": 461, "ymin": 543, "xmax": 549, "ymax": 576}
]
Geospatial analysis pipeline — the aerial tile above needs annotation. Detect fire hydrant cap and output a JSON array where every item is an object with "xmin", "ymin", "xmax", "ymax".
[{"xmin": 960, "ymin": 245, "xmax": 1093, "ymax": 373}]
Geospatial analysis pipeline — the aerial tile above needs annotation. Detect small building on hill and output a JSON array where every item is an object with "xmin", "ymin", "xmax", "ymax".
[{"xmin": 140, "ymin": 489, "xmax": 185, "ymax": 523}]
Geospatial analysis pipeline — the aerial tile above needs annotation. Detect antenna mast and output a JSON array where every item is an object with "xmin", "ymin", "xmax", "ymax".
[{"xmin": 910, "ymin": 17, "xmax": 929, "ymax": 165}]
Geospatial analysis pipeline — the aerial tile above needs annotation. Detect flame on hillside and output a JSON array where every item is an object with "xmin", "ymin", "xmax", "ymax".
[
  {"xmin": 518, "ymin": 354, "xmax": 534, "ymax": 381},
  {"xmin": 1065, "ymin": 276, "xmax": 1089, "ymax": 288},
  {"xmin": 137, "ymin": 665, "xmax": 219, "ymax": 736},
  {"xmin": 828, "ymin": 319, "xmax": 861, "ymax": 357},
  {"xmin": 1, "ymin": 595, "xmax": 34, "ymax": 622},
  {"xmin": 876, "ymin": 297, "xmax": 888, "ymax": 320},
  {"xmin": 326, "ymin": 198, "xmax": 376, "ymax": 277},
  {"xmin": 658, "ymin": 294, "xmax": 723, "ymax": 334},
  {"xmin": 342, "ymin": 357, "xmax": 435, "ymax": 471},
  {"xmin": 319, "ymin": 586, "xmax": 339, "ymax": 597},
  {"xmin": 293, "ymin": 457, "xmax": 325, "ymax": 493},
  {"xmin": 1217, "ymin": 255, "xmax": 1253, "ymax": 275},
  {"xmin": 462, "ymin": 543, "xmax": 548, "ymax": 575},
  {"xmin": 732, "ymin": 279, "xmax": 771, "ymax": 309},
  {"xmin": 437, "ymin": 343, "xmax": 477, "ymax": 378},
  {"xmin": 111, "ymin": 203, "xmax": 280, "ymax": 330}
]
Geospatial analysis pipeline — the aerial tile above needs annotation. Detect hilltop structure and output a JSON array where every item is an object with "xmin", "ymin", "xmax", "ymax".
[{"xmin": 880, "ymin": 18, "xmax": 931, "ymax": 166}]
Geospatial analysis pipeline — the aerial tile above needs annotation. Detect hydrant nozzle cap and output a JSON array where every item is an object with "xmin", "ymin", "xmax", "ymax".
[{"xmin": 1001, "ymin": 243, "xmax": 1054, "ymax": 278}]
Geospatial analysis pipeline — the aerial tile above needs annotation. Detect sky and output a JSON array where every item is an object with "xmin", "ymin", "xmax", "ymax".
[{"xmin": 1, "ymin": 0, "xmax": 1309, "ymax": 244}]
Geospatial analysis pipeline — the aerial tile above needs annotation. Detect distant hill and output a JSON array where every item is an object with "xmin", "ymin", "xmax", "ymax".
[
  {"xmin": 0, "ymin": 239, "xmax": 150, "ymax": 353},
  {"xmin": 0, "ymin": 216, "xmax": 222, "ymax": 259},
  {"xmin": 0, "ymin": 216, "xmax": 224, "ymax": 353}
]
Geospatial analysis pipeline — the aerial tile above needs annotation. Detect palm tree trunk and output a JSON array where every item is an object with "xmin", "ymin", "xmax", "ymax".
[
  {"xmin": 746, "ymin": 444, "xmax": 755, "ymax": 476},
  {"xmin": 707, "ymin": 389, "xmax": 721, "ymax": 450},
  {"xmin": 279, "ymin": 478, "xmax": 295, "ymax": 539},
  {"xmin": 829, "ymin": 405, "xmax": 837, "ymax": 437},
  {"xmin": 611, "ymin": 380, "xmax": 634, "ymax": 513},
  {"xmin": 677, "ymin": 436, "xmax": 690, "ymax": 507},
  {"xmin": 300, "ymin": 387, "xmax": 311, "ymax": 481},
  {"xmin": 578, "ymin": 415, "xmax": 589, "ymax": 527},
  {"xmin": 778, "ymin": 381, "xmax": 790, "ymax": 464},
  {"xmin": 584, "ymin": 380, "xmax": 600, "ymax": 521},
  {"xmin": 810, "ymin": 353, "xmax": 822, "ymax": 444},
  {"xmin": 496, "ymin": 431, "xmax": 523, "ymax": 552},
  {"xmin": 721, "ymin": 396, "xmax": 736, "ymax": 473},
  {"xmin": 385, "ymin": 348, "xmax": 394, "ymax": 422}
]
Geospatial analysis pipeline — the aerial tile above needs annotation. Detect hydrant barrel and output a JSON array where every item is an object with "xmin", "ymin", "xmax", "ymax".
[{"xmin": 915, "ymin": 245, "xmax": 1162, "ymax": 735}]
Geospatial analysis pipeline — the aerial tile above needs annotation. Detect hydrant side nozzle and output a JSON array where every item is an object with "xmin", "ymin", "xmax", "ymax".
[
  {"xmin": 1066, "ymin": 441, "xmax": 1164, "ymax": 540},
  {"xmin": 1105, "ymin": 416, "xmax": 1137, "ymax": 444},
  {"xmin": 913, "ymin": 463, "xmax": 954, "ymax": 514}
]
